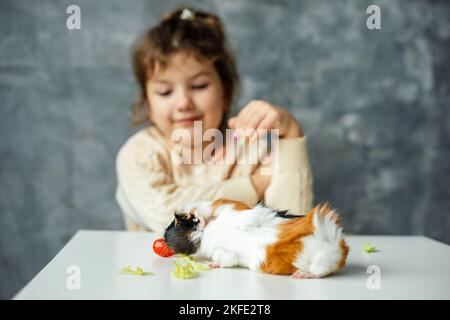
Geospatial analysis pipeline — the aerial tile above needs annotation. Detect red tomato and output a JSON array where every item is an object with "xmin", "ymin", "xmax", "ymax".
[{"xmin": 153, "ymin": 238, "xmax": 174, "ymax": 257}]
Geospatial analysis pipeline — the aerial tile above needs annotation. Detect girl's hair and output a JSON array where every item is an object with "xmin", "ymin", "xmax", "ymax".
[{"xmin": 131, "ymin": 7, "xmax": 239, "ymax": 129}]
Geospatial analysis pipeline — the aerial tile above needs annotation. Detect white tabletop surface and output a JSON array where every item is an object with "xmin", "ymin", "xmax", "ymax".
[{"xmin": 14, "ymin": 230, "xmax": 450, "ymax": 300}]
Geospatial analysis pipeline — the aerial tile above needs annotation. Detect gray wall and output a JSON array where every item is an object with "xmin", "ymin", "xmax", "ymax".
[{"xmin": 0, "ymin": 0, "xmax": 449, "ymax": 299}]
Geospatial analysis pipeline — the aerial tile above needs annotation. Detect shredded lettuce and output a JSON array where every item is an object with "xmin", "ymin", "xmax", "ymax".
[
  {"xmin": 120, "ymin": 256, "xmax": 210, "ymax": 279},
  {"xmin": 120, "ymin": 265, "xmax": 153, "ymax": 276},
  {"xmin": 363, "ymin": 243, "xmax": 377, "ymax": 253},
  {"xmin": 171, "ymin": 255, "xmax": 211, "ymax": 279}
]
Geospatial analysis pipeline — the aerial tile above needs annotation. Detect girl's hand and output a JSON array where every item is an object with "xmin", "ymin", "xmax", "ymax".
[
  {"xmin": 250, "ymin": 162, "xmax": 272, "ymax": 200},
  {"xmin": 228, "ymin": 100, "xmax": 303, "ymax": 140}
]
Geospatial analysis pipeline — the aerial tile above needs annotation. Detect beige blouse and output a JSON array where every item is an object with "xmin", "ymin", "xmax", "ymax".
[{"xmin": 115, "ymin": 126, "xmax": 314, "ymax": 234}]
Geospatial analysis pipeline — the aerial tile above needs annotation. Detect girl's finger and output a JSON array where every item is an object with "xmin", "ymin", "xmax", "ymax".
[
  {"xmin": 245, "ymin": 111, "xmax": 266, "ymax": 137},
  {"xmin": 253, "ymin": 112, "xmax": 279, "ymax": 140},
  {"xmin": 247, "ymin": 112, "xmax": 268, "ymax": 141},
  {"xmin": 235, "ymin": 108, "xmax": 253, "ymax": 133},
  {"xmin": 228, "ymin": 117, "xmax": 237, "ymax": 129},
  {"xmin": 235, "ymin": 101, "xmax": 261, "ymax": 131}
]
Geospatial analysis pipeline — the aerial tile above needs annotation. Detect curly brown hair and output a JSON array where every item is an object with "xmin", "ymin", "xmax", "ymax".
[{"xmin": 130, "ymin": 7, "xmax": 239, "ymax": 130}]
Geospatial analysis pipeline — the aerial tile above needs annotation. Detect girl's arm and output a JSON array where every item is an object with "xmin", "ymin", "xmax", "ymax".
[
  {"xmin": 115, "ymin": 140, "xmax": 259, "ymax": 234},
  {"xmin": 228, "ymin": 100, "xmax": 313, "ymax": 213}
]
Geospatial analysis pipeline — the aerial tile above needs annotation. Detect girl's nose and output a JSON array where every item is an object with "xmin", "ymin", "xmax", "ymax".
[{"xmin": 175, "ymin": 90, "xmax": 194, "ymax": 112}]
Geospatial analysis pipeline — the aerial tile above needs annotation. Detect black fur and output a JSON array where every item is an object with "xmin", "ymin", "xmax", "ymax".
[
  {"xmin": 258, "ymin": 201, "xmax": 305, "ymax": 219},
  {"xmin": 164, "ymin": 212, "xmax": 201, "ymax": 255},
  {"xmin": 275, "ymin": 210, "xmax": 305, "ymax": 219}
]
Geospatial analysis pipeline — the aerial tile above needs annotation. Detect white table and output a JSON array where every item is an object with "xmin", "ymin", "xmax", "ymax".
[{"xmin": 14, "ymin": 230, "xmax": 450, "ymax": 300}]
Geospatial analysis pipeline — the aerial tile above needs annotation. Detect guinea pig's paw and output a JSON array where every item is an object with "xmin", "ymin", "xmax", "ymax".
[
  {"xmin": 212, "ymin": 249, "xmax": 238, "ymax": 268},
  {"xmin": 291, "ymin": 270, "xmax": 321, "ymax": 279},
  {"xmin": 207, "ymin": 262, "xmax": 221, "ymax": 269}
]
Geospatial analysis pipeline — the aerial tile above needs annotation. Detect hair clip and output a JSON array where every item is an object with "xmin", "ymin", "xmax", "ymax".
[{"xmin": 180, "ymin": 8, "xmax": 195, "ymax": 21}]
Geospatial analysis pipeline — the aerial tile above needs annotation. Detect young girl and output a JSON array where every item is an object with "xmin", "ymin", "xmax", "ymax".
[{"xmin": 115, "ymin": 7, "xmax": 313, "ymax": 233}]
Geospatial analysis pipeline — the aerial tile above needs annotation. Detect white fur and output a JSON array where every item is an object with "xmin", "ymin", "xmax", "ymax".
[
  {"xmin": 182, "ymin": 201, "xmax": 214, "ymax": 218},
  {"xmin": 293, "ymin": 209, "xmax": 344, "ymax": 277},
  {"xmin": 195, "ymin": 203, "xmax": 285, "ymax": 271}
]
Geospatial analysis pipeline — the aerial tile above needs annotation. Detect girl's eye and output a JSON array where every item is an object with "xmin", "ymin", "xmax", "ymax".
[
  {"xmin": 157, "ymin": 90, "xmax": 172, "ymax": 97},
  {"xmin": 191, "ymin": 83, "xmax": 209, "ymax": 90}
]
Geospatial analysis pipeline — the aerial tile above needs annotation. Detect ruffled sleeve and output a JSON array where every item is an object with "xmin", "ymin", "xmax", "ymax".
[{"xmin": 264, "ymin": 136, "xmax": 314, "ymax": 214}]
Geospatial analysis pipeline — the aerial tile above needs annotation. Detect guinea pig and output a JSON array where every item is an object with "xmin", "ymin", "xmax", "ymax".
[{"xmin": 164, "ymin": 199, "xmax": 349, "ymax": 278}]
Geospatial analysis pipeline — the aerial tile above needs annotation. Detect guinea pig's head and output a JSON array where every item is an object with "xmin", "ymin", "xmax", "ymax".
[{"xmin": 164, "ymin": 209, "xmax": 204, "ymax": 255}]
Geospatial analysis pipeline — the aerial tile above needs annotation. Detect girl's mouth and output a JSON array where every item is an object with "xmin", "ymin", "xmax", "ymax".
[{"xmin": 174, "ymin": 115, "xmax": 203, "ymax": 126}]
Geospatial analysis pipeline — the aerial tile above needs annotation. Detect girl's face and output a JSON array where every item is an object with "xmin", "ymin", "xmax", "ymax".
[{"xmin": 146, "ymin": 51, "xmax": 226, "ymax": 146}]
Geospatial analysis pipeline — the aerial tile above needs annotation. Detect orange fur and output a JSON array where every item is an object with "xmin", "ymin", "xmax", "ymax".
[
  {"xmin": 260, "ymin": 213, "xmax": 311, "ymax": 275},
  {"xmin": 338, "ymin": 239, "xmax": 349, "ymax": 269},
  {"xmin": 212, "ymin": 198, "xmax": 250, "ymax": 214},
  {"xmin": 260, "ymin": 203, "xmax": 349, "ymax": 276}
]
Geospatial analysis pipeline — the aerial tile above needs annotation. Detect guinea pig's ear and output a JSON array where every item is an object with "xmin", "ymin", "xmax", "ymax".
[
  {"xmin": 188, "ymin": 208, "xmax": 199, "ymax": 219},
  {"xmin": 174, "ymin": 211, "xmax": 184, "ymax": 226},
  {"xmin": 174, "ymin": 211, "xmax": 183, "ymax": 219}
]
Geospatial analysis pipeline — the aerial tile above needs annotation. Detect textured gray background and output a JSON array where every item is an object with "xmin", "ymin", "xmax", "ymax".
[{"xmin": 1, "ymin": 0, "xmax": 449, "ymax": 299}]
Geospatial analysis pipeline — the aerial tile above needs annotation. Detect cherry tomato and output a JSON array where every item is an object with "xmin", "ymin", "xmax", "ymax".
[{"xmin": 153, "ymin": 238, "xmax": 174, "ymax": 257}]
